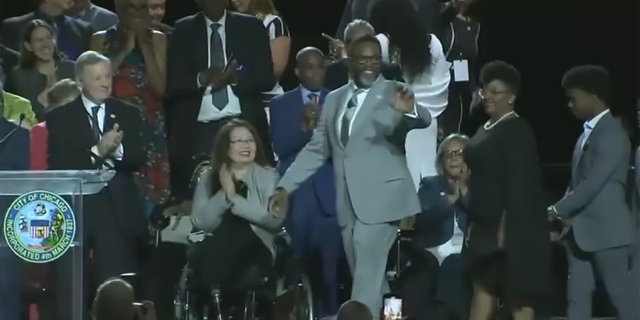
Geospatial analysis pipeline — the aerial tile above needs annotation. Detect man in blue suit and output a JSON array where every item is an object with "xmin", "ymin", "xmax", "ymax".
[
  {"xmin": 0, "ymin": 101, "xmax": 30, "ymax": 320},
  {"xmin": 269, "ymin": 47, "xmax": 340, "ymax": 317}
]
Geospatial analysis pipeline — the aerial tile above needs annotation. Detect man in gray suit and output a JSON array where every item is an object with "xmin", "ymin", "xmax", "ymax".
[
  {"xmin": 549, "ymin": 65, "xmax": 638, "ymax": 320},
  {"xmin": 269, "ymin": 34, "xmax": 431, "ymax": 317}
]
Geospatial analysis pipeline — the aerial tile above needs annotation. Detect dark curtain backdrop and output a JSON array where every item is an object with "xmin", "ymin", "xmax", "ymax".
[{"xmin": 1, "ymin": 0, "xmax": 638, "ymax": 167}]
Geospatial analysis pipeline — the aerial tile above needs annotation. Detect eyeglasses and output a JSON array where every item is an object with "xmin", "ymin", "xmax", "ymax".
[
  {"xmin": 350, "ymin": 55, "xmax": 382, "ymax": 66},
  {"xmin": 443, "ymin": 149, "xmax": 464, "ymax": 160},
  {"xmin": 478, "ymin": 89, "xmax": 510, "ymax": 99},
  {"xmin": 230, "ymin": 138, "xmax": 255, "ymax": 145}
]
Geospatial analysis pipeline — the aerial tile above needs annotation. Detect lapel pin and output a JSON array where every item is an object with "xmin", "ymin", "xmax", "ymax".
[{"xmin": 440, "ymin": 192, "xmax": 445, "ymax": 196}]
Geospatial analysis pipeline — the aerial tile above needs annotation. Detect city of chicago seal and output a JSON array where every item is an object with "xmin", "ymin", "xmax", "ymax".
[{"xmin": 3, "ymin": 190, "xmax": 76, "ymax": 263}]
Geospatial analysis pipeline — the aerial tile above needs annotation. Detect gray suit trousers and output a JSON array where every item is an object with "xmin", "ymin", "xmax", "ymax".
[
  {"xmin": 341, "ymin": 190, "xmax": 397, "ymax": 320},
  {"xmin": 566, "ymin": 233, "xmax": 638, "ymax": 320}
]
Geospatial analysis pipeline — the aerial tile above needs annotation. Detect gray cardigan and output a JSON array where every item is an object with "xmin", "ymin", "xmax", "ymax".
[{"xmin": 191, "ymin": 163, "xmax": 286, "ymax": 258}]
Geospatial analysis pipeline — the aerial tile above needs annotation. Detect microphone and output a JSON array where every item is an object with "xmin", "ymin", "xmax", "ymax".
[{"xmin": 0, "ymin": 113, "xmax": 26, "ymax": 145}]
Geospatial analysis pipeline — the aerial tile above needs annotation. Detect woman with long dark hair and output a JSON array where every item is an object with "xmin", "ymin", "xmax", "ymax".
[
  {"xmin": 369, "ymin": 0, "xmax": 451, "ymax": 189},
  {"xmin": 8, "ymin": 19, "xmax": 75, "ymax": 121},
  {"xmin": 152, "ymin": 119, "xmax": 284, "ymax": 320},
  {"xmin": 190, "ymin": 118, "xmax": 284, "ymax": 297},
  {"xmin": 90, "ymin": 0, "xmax": 170, "ymax": 217}
]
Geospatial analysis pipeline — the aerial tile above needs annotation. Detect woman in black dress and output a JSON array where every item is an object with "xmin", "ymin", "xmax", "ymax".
[{"xmin": 463, "ymin": 61, "xmax": 551, "ymax": 320}]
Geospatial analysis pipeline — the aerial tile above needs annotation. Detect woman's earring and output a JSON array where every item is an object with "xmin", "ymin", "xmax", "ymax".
[{"xmin": 509, "ymin": 99, "xmax": 514, "ymax": 104}]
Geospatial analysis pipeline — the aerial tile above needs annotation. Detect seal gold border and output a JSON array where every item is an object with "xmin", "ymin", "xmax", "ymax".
[{"xmin": 3, "ymin": 190, "xmax": 77, "ymax": 264}]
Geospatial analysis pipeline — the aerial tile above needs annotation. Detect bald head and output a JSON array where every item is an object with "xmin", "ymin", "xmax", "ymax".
[
  {"xmin": 296, "ymin": 47, "xmax": 323, "ymax": 65},
  {"xmin": 337, "ymin": 300, "xmax": 373, "ymax": 320},
  {"xmin": 295, "ymin": 47, "xmax": 325, "ymax": 91},
  {"xmin": 92, "ymin": 278, "xmax": 135, "ymax": 320}
]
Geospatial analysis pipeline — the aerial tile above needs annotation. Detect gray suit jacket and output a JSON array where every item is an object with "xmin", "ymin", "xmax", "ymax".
[
  {"xmin": 191, "ymin": 163, "xmax": 285, "ymax": 257},
  {"xmin": 7, "ymin": 59, "xmax": 75, "ymax": 121},
  {"xmin": 555, "ymin": 112, "xmax": 632, "ymax": 252},
  {"xmin": 279, "ymin": 77, "xmax": 431, "ymax": 226}
]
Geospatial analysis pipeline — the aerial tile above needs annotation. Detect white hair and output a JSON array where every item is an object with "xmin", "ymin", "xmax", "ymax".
[
  {"xmin": 74, "ymin": 51, "xmax": 111, "ymax": 78},
  {"xmin": 344, "ymin": 19, "xmax": 375, "ymax": 44}
]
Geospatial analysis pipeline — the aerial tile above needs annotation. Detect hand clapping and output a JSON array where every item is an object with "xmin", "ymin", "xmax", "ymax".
[
  {"xmin": 301, "ymin": 100, "xmax": 321, "ymax": 131},
  {"xmin": 219, "ymin": 164, "xmax": 236, "ymax": 199},
  {"xmin": 97, "ymin": 123, "xmax": 123, "ymax": 157},
  {"xmin": 201, "ymin": 59, "xmax": 238, "ymax": 90},
  {"xmin": 390, "ymin": 84, "xmax": 415, "ymax": 114}
]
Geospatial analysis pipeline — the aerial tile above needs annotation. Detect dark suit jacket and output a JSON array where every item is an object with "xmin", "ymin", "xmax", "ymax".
[
  {"xmin": 0, "ymin": 45, "xmax": 19, "ymax": 73},
  {"xmin": 46, "ymin": 97, "xmax": 147, "ymax": 238},
  {"xmin": 0, "ymin": 117, "xmax": 29, "ymax": 170},
  {"xmin": 269, "ymin": 87, "xmax": 336, "ymax": 216},
  {"xmin": 166, "ymin": 10, "xmax": 274, "ymax": 157},
  {"xmin": 1, "ymin": 12, "xmax": 92, "ymax": 61},
  {"xmin": 414, "ymin": 175, "xmax": 468, "ymax": 249},
  {"xmin": 325, "ymin": 59, "xmax": 403, "ymax": 91}
]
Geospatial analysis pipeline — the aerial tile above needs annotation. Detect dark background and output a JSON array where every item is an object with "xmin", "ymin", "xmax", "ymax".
[{"xmin": 2, "ymin": 0, "xmax": 638, "ymax": 178}]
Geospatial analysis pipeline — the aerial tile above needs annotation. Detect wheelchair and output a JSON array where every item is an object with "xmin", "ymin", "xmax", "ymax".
[
  {"xmin": 167, "ymin": 158, "xmax": 314, "ymax": 320},
  {"xmin": 172, "ymin": 229, "xmax": 314, "ymax": 320}
]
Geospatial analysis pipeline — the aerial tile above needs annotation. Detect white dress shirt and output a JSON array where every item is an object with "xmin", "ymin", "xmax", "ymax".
[
  {"xmin": 428, "ymin": 216, "xmax": 465, "ymax": 264},
  {"xmin": 84, "ymin": 95, "xmax": 124, "ymax": 167},
  {"xmin": 197, "ymin": 11, "xmax": 242, "ymax": 122},
  {"xmin": 581, "ymin": 109, "xmax": 610, "ymax": 150}
]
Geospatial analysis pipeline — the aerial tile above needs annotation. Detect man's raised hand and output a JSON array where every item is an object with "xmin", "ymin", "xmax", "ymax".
[{"xmin": 390, "ymin": 84, "xmax": 415, "ymax": 114}]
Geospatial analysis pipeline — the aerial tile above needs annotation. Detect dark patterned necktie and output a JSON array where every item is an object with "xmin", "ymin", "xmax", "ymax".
[
  {"xmin": 340, "ymin": 89, "xmax": 363, "ymax": 146},
  {"xmin": 235, "ymin": 179, "xmax": 248, "ymax": 198},
  {"xmin": 210, "ymin": 23, "xmax": 228, "ymax": 110},
  {"xmin": 90, "ymin": 106, "xmax": 102, "ymax": 143}
]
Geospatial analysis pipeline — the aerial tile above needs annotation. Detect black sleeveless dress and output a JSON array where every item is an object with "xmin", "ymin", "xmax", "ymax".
[{"xmin": 463, "ymin": 116, "xmax": 551, "ymax": 299}]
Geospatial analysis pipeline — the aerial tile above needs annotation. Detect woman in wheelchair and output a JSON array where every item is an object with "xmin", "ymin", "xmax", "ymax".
[
  {"xmin": 403, "ymin": 134, "xmax": 471, "ymax": 320},
  {"xmin": 188, "ymin": 119, "xmax": 285, "ymax": 306}
]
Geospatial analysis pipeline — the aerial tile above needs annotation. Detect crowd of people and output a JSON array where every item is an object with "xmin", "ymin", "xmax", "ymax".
[{"xmin": 0, "ymin": 0, "xmax": 638, "ymax": 320}]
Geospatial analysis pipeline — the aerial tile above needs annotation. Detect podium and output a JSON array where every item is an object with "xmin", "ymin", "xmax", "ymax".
[{"xmin": 0, "ymin": 170, "xmax": 114, "ymax": 320}]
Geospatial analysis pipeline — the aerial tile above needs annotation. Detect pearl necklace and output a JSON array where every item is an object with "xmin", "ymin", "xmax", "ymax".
[{"xmin": 483, "ymin": 111, "xmax": 518, "ymax": 130}]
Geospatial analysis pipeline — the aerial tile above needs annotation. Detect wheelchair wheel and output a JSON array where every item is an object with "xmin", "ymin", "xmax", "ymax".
[{"xmin": 275, "ymin": 273, "xmax": 314, "ymax": 320}]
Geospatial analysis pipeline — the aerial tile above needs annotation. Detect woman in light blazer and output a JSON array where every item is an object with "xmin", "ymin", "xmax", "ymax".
[{"xmin": 190, "ymin": 119, "xmax": 284, "ymax": 289}]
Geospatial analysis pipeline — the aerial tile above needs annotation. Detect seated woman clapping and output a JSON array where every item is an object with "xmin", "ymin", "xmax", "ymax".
[
  {"xmin": 190, "ymin": 119, "xmax": 285, "ymax": 292},
  {"xmin": 403, "ymin": 134, "xmax": 471, "ymax": 320}
]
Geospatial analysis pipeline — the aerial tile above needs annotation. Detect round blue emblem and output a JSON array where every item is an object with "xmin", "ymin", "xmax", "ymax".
[{"xmin": 3, "ymin": 190, "xmax": 76, "ymax": 264}]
